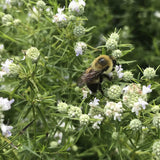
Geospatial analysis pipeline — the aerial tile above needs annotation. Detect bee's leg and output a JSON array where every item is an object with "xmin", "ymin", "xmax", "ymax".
[{"xmin": 99, "ymin": 75, "xmax": 104, "ymax": 95}]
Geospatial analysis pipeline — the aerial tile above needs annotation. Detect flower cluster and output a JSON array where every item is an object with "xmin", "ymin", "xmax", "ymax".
[
  {"xmin": 68, "ymin": 0, "xmax": 86, "ymax": 16},
  {"xmin": 106, "ymin": 31, "xmax": 119, "ymax": 51},
  {"xmin": 129, "ymin": 119, "xmax": 142, "ymax": 131},
  {"xmin": 122, "ymin": 83, "xmax": 151, "ymax": 115},
  {"xmin": 26, "ymin": 47, "xmax": 40, "ymax": 61},
  {"xmin": 143, "ymin": 67, "xmax": 156, "ymax": 79},
  {"xmin": 104, "ymin": 101, "xmax": 124, "ymax": 121}
]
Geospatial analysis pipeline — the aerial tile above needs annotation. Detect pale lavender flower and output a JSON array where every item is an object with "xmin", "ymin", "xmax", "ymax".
[
  {"xmin": 52, "ymin": 7, "xmax": 67, "ymax": 23},
  {"xmin": 115, "ymin": 65, "xmax": 124, "ymax": 78},
  {"xmin": 142, "ymin": 85, "xmax": 152, "ymax": 95},
  {"xmin": 1, "ymin": 124, "xmax": 13, "ymax": 137},
  {"xmin": 74, "ymin": 42, "xmax": 87, "ymax": 56},
  {"xmin": 136, "ymin": 98, "xmax": 148, "ymax": 109}
]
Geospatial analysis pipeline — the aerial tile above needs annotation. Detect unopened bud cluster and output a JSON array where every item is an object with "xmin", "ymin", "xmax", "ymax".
[
  {"xmin": 153, "ymin": 114, "xmax": 160, "ymax": 128},
  {"xmin": 79, "ymin": 114, "xmax": 90, "ymax": 125},
  {"xmin": 73, "ymin": 25, "xmax": 85, "ymax": 37},
  {"xmin": 68, "ymin": 105, "xmax": 82, "ymax": 118},
  {"xmin": 122, "ymin": 71, "xmax": 134, "ymax": 81},
  {"xmin": 112, "ymin": 49, "xmax": 122, "ymax": 58},
  {"xmin": 106, "ymin": 32, "xmax": 119, "ymax": 50},
  {"xmin": 36, "ymin": 0, "xmax": 46, "ymax": 9},
  {"xmin": 107, "ymin": 85, "xmax": 122, "ymax": 100},
  {"xmin": 26, "ymin": 47, "xmax": 40, "ymax": 61},
  {"xmin": 143, "ymin": 67, "xmax": 156, "ymax": 79},
  {"xmin": 2, "ymin": 14, "xmax": 13, "ymax": 26},
  {"xmin": 152, "ymin": 140, "xmax": 160, "ymax": 159},
  {"xmin": 129, "ymin": 119, "xmax": 142, "ymax": 131},
  {"xmin": 57, "ymin": 102, "xmax": 69, "ymax": 113}
]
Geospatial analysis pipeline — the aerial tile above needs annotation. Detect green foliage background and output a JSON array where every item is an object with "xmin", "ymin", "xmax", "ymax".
[{"xmin": 0, "ymin": 0, "xmax": 160, "ymax": 160}]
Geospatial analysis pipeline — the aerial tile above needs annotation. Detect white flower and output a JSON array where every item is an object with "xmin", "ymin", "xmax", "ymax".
[
  {"xmin": 74, "ymin": 42, "xmax": 87, "ymax": 56},
  {"xmin": 115, "ymin": 65, "xmax": 124, "ymax": 78},
  {"xmin": 136, "ymin": 98, "xmax": 148, "ymax": 109},
  {"xmin": 82, "ymin": 87, "xmax": 90, "ymax": 99},
  {"xmin": 123, "ymin": 86, "xmax": 129, "ymax": 93},
  {"xmin": 1, "ymin": 59, "xmax": 13, "ymax": 73},
  {"xmin": 142, "ymin": 84, "xmax": 152, "ymax": 95},
  {"xmin": 0, "ymin": 71, "xmax": 6, "ymax": 78},
  {"xmin": 0, "ymin": 97, "xmax": 14, "ymax": 111},
  {"xmin": 52, "ymin": 7, "xmax": 67, "ymax": 23},
  {"xmin": 132, "ymin": 98, "xmax": 148, "ymax": 115},
  {"xmin": 1, "ymin": 124, "xmax": 13, "ymax": 137},
  {"xmin": 154, "ymin": 11, "xmax": 160, "ymax": 18},
  {"xmin": 68, "ymin": 0, "xmax": 85, "ymax": 15},
  {"xmin": 131, "ymin": 104, "xmax": 142, "ymax": 116},
  {"xmin": 0, "ymin": 44, "xmax": 4, "ymax": 52},
  {"xmin": 89, "ymin": 98, "xmax": 100, "ymax": 107},
  {"xmin": 92, "ymin": 114, "xmax": 103, "ymax": 129},
  {"xmin": 79, "ymin": 0, "xmax": 86, "ymax": 6}
]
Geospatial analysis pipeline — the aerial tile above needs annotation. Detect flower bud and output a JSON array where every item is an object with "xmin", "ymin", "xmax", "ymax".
[
  {"xmin": 13, "ymin": 19, "xmax": 21, "ymax": 26},
  {"xmin": 143, "ymin": 67, "xmax": 156, "ymax": 79},
  {"xmin": 36, "ymin": 0, "xmax": 46, "ymax": 9},
  {"xmin": 57, "ymin": 102, "xmax": 69, "ymax": 113},
  {"xmin": 107, "ymin": 85, "xmax": 122, "ymax": 100},
  {"xmin": 2, "ymin": 14, "xmax": 13, "ymax": 25},
  {"xmin": 112, "ymin": 49, "xmax": 122, "ymax": 58},
  {"xmin": 153, "ymin": 114, "xmax": 160, "ymax": 128},
  {"xmin": 112, "ymin": 131, "xmax": 119, "ymax": 140},
  {"xmin": 123, "ymin": 71, "xmax": 134, "ymax": 81},
  {"xmin": 106, "ymin": 38, "xmax": 118, "ymax": 50},
  {"xmin": 152, "ymin": 140, "xmax": 160, "ymax": 159},
  {"xmin": 109, "ymin": 32, "xmax": 119, "ymax": 41},
  {"xmin": 26, "ymin": 47, "xmax": 40, "ymax": 61},
  {"xmin": 79, "ymin": 114, "xmax": 90, "ymax": 125},
  {"xmin": 8, "ymin": 63, "xmax": 20, "ymax": 76},
  {"xmin": 50, "ymin": 141, "xmax": 58, "ymax": 148},
  {"xmin": 129, "ymin": 119, "xmax": 142, "ymax": 131},
  {"xmin": 73, "ymin": 25, "xmax": 85, "ymax": 37},
  {"xmin": 68, "ymin": 106, "xmax": 82, "ymax": 118},
  {"xmin": 151, "ymin": 105, "xmax": 160, "ymax": 113}
]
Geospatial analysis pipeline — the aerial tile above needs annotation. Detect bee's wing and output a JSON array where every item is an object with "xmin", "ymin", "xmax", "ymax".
[{"xmin": 78, "ymin": 69, "xmax": 102, "ymax": 86}]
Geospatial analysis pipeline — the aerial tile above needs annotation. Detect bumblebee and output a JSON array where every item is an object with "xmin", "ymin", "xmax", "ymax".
[{"xmin": 79, "ymin": 55, "xmax": 116, "ymax": 95}]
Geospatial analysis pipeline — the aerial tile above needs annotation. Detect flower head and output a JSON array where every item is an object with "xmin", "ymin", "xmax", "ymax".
[
  {"xmin": 112, "ymin": 49, "xmax": 122, "ymax": 58},
  {"xmin": 143, "ymin": 67, "xmax": 156, "ymax": 79},
  {"xmin": 79, "ymin": 114, "xmax": 90, "ymax": 125},
  {"xmin": 122, "ymin": 71, "xmax": 133, "ymax": 81},
  {"xmin": 92, "ymin": 114, "xmax": 103, "ymax": 129},
  {"xmin": 68, "ymin": 106, "xmax": 82, "ymax": 118},
  {"xmin": 129, "ymin": 119, "xmax": 142, "ymax": 131},
  {"xmin": 152, "ymin": 140, "xmax": 160, "ymax": 159},
  {"xmin": 107, "ymin": 85, "xmax": 122, "ymax": 100},
  {"xmin": 26, "ymin": 47, "xmax": 40, "ymax": 61}
]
